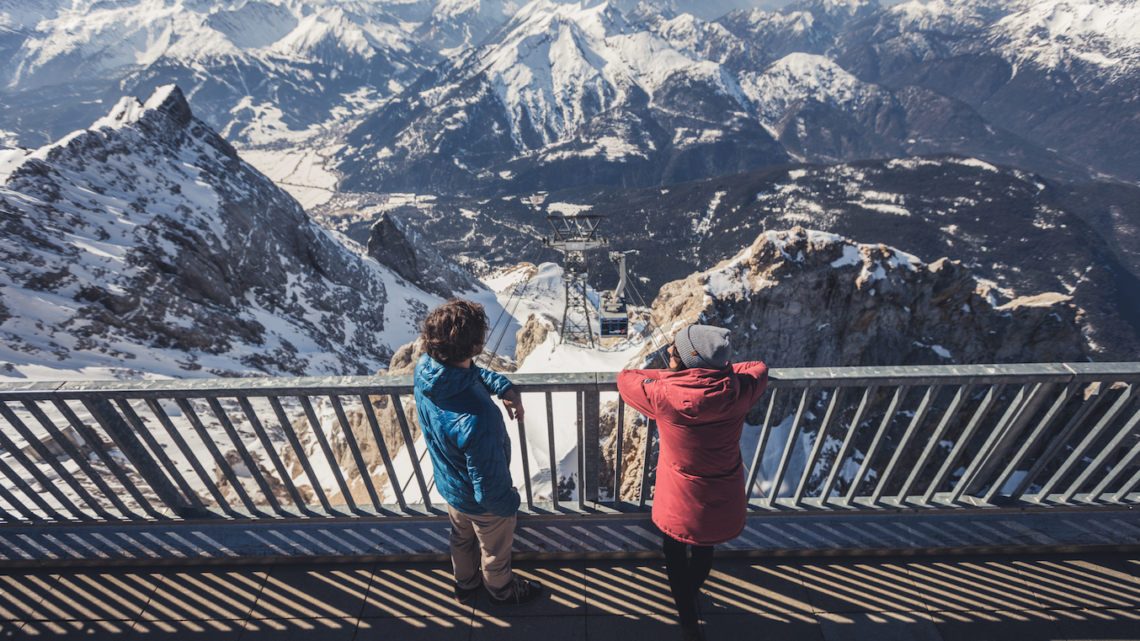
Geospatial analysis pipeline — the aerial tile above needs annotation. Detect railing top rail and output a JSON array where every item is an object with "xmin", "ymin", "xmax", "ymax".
[
  {"xmin": 765, "ymin": 363, "xmax": 1085, "ymax": 387},
  {"xmin": 3, "ymin": 363, "xmax": 1140, "ymax": 399}
]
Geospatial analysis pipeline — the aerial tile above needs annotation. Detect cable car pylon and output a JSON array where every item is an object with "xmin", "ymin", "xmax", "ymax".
[{"xmin": 542, "ymin": 215, "xmax": 608, "ymax": 347}]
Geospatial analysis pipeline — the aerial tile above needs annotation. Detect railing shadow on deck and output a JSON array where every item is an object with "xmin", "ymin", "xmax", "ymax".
[{"xmin": 2, "ymin": 553, "xmax": 1139, "ymax": 637}]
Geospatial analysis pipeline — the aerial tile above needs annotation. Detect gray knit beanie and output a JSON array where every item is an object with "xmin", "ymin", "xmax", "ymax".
[{"xmin": 674, "ymin": 325, "xmax": 732, "ymax": 370}]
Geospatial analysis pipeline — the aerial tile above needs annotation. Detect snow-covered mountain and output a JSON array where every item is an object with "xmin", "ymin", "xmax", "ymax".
[
  {"xmin": 0, "ymin": 84, "xmax": 487, "ymax": 382},
  {"xmin": 0, "ymin": 0, "xmax": 441, "ymax": 149},
  {"xmin": 337, "ymin": 0, "xmax": 788, "ymax": 193},
  {"xmin": 336, "ymin": 0, "xmax": 1106, "ymax": 194},
  {"xmin": 839, "ymin": 0, "xmax": 1140, "ymax": 182}
]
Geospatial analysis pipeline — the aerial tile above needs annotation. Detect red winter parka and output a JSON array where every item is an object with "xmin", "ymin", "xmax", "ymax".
[{"xmin": 617, "ymin": 362, "xmax": 769, "ymax": 546}]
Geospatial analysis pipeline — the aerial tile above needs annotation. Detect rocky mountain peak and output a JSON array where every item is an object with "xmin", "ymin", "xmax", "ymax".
[
  {"xmin": 365, "ymin": 211, "xmax": 486, "ymax": 299},
  {"xmin": 0, "ymin": 84, "xmax": 448, "ymax": 380},
  {"xmin": 647, "ymin": 226, "xmax": 1087, "ymax": 369}
]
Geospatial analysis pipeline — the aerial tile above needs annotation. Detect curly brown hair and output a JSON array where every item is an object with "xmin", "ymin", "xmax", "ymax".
[{"xmin": 420, "ymin": 299, "xmax": 488, "ymax": 365}]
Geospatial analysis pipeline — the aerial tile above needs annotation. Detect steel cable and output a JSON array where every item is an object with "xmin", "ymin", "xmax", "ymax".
[
  {"xmin": 481, "ymin": 241, "xmax": 549, "ymax": 367},
  {"xmin": 623, "ymin": 270, "xmax": 671, "ymax": 368}
]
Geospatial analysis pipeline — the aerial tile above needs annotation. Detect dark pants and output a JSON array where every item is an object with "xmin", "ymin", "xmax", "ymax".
[{"xmin": 663, "ymin": 534, "xmax": 714, "ymax": 629}]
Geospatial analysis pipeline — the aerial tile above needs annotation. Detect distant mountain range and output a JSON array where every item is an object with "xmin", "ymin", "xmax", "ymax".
[
  {"xmin": 4, "ymin": 0, "xmax": 1140, "ymax": 196},
  {"xmin": 336, "ymin": 0, "xmax": 1140, "ymax": 193}
]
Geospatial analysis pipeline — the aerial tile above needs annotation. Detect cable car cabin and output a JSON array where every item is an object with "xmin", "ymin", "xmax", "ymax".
[{"xmin": 599, "ymin": 290, "xmax": 629, "ymax": 337}]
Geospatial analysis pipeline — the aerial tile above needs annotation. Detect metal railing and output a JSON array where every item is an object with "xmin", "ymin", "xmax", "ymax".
[{"xmin": 0, "ymin": 363, "xmax": 1139, "ymax": 525}]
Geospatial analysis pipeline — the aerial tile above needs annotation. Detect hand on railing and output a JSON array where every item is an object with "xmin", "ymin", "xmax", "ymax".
[{"xmin": 501, "ymin": 388, "xmax": 525, "ymax": 422}]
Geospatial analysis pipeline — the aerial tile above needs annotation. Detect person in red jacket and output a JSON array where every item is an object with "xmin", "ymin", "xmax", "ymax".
[{"xmin": 617, "ymin": 324, "xmax": 769, "ymax": 641}]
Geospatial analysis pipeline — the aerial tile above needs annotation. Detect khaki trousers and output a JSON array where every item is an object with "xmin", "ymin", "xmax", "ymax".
[{"xmin": 447, "ymin": 505, "xmax": 516, "ymax": 600}]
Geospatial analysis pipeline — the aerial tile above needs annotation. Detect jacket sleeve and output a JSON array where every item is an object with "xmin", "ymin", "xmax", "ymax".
[
  {"xmin": 617, "ymin": 369, "xmax": 659, "ymax": 420},
  {"xmin": 733, "ymin": 361, "xmax": 770, "ymax": 408},
  {"xmin": 476, "ymin": 367, "xmax": 515, "ymax": 398},
  {"xmin": 458, "ymin": 418, "xmax": 521, "ymax": 517}
]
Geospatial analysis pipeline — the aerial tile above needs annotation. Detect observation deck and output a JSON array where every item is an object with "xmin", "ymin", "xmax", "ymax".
[{"xmin": 2, "ymin": 363, "xmax": 1140, "ymax": 638}]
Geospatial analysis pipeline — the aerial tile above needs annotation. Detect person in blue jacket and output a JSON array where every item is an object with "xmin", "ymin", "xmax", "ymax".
[{"xmin": 414, "ymin": 298, "xmax": 544, "ymax": 606}]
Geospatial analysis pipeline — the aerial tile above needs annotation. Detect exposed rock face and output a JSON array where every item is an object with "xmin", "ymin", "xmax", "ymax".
[
  {"xmin": 646, "ymin": 226, "xmax": 1088, "ymax": 370},
  {"xmin": 366, "ymin": 212, "xmax": 485, "ymax": 300},
  {"xmin": 514, "ymin": 313, "xmax": 557, "ymax": 365},
  {"xmin": 0, "ymin": 85, "xmax": 426, "ymax": 379}
]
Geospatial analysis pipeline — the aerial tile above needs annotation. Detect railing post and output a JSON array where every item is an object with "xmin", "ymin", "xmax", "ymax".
[
  {"xmin": 82, "ymin": 397, "xmax": 191, "ymax": 518},
  {"xmin": 583, "ymin": 385, "xmax": 600, "ymax": 505}
]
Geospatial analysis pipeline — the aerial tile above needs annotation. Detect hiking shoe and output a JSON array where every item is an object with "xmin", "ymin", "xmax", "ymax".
[
  {"xmin": 488, "ymin": 576, "xmax": 544, "ymax": 606},
  {"xmin": 454, "ymin": 580, "xmax": 481, "ymax": 603}
]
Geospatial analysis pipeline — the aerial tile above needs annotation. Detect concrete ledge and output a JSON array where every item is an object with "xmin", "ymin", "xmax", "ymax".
[{"xmin": 2, "ymin": 508, "xmax": 1140, "ymax": 567}]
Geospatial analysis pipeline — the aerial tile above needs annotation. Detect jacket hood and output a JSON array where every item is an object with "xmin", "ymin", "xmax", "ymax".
[
  {"xmin": 415, "ymin": 353, "xmax": 479, "ymax": 401},
  {"xmin": 659, "ymin": 365, "xmax": 741, "ymax": 422}
]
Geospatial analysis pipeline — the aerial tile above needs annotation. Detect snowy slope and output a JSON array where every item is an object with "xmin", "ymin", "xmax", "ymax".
[
  {"xmin": 336, "ymin": 0, "xmax": 792, "ymax": 192},
  {"xmin": 0, "ymin": 0, "xmax": 435, "ymax": 148},
  {"xmin": 0, "ymin": 85, "xmax": 490, "ymax": 382},
  {"xmin": 985, "ymin": 0, "xmax": 1140, "ymax": 77}
]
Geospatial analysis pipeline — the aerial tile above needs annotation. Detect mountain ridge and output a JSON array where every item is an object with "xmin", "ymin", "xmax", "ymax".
[{"xmin": 0, "ymin": 84, "xmax": 474, "ymax": 381}]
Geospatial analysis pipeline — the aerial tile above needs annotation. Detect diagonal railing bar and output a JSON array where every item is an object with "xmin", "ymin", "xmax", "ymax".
[
  {"xmin": 0, "ymin": 401, "xmax": 100, "ymax": 521},
  {"xmin": 872, "ymin": 385, "xmax": 940, "ymax": 505},
  {"xmin": 0, "ymin": 474, "xmax": 38, "ymax": 523},
  {"xmin": 746, "ymin": 388, "xmax": 781, "ymax": 500},
  {"xmin": 987, "ymin": 382, "xmax": 1080, "ymax": 504},
  {"xmin": 950, "ymin": 384, "xmax": 1034, "ymax": 504},
  {"xmin": 963, "ymin": 382, "xmax": 1058, "ymax": 498},
  {"xmin": 52, "ymin": 398, "xmax": 154, "ymax": 520},
  {"xmin": 1089, "ymin": 408, "xmax": 1140, "ymax": 501},
  {"xmin": 897, "ymin": 385, "xmax": 971, "ymax": 503},
  {"xmin": 299, "ymin": 395, "xmax": 358, "ymax": 513},
  {"xmin": 0, "ymin": 434, "xmax": 69, "ymax": 522},
  {"xmin": 237, "ymin": 397, "xmax": 310, "ymax": 514},
  {"xmin": 82, "ymin": 398, "xmax": 176, "ymax": 518},
  {"xmin": 144, "ymin": 398, "xmax": 232, "ymax": 517},
  {"xmin": 1112, "ymin": 456, "xmax": 1140, "ymax": 503},
  {"xmin": 767, "ymin": 388, "xmax": 812, "ymax": 507},
  {"xmin": 327, "ymin": 395, "xmax": 384, "ymax": 513},
  {"xmin": 21, "ymin": 400, "xmax": 133, "ymax": 520},
  {"xmin": 3, "ymin": 363, "xmax": 1140, "ymax": 527},
  {"xmin": 1038, "ymin": 385, "xmax": 1136, "ymax": 501},
  {"xmin": 1013, "ymin": 383, "xmax": 1107, "ymax": 500},
  {"xmin": 269, "ymin": 395, "xmax": 335, "ymax": 514},
  {"xmin": 1061, "ymin": 398, "xmax": 1140, "ymax": 503},
  {"xmin": 358, "ymin": 396, "xmax": 407, "ymax": 512},
  {"xmin": 821, "ymin": 386, "xmax": 875, "ymax": 505},
  {"xmin": 113, "ymin": 399, "xmax": 204, "ymax": 518},
  {"xmin": 846, "ymin": 386, "xmax": 909, "ymax": 504},
  {"xmin": 795, "ymin": 387, "xmax": 844, "ymax": 506},
  {"xmin": 924, "ymin": 384, "xmax": 1005, "ymax": 504},
  {"xmin": 175, "ymin": 397, "xmax": 260, "ymax": 516},
  {"xmin": 388, "ymin": 393, "xmax": 433, "ymax": 511}
]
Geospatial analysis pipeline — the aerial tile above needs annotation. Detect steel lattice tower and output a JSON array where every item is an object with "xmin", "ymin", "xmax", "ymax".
[{"xmin": 542, "ymin": 215, "xmax": 608, "ymax": 347}]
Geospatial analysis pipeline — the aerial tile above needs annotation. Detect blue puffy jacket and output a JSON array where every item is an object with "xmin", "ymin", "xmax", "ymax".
[{"xmin": 414, "ymin": 353, "xmax": 520, "ymax": 517}]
